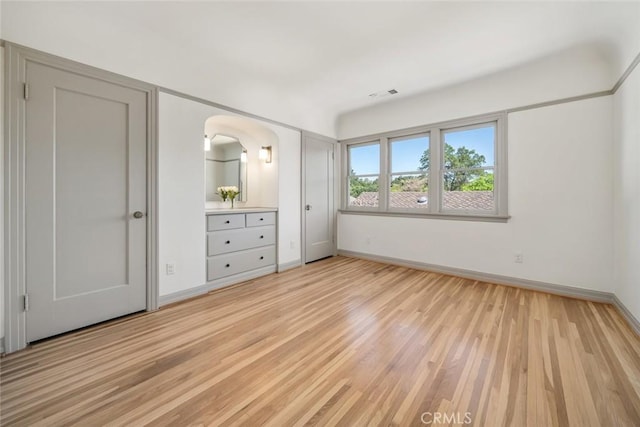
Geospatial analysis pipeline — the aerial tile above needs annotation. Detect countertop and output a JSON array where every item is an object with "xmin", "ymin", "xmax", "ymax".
[{"xmin": 205, "ymin": 207, "xmax": 278, "ymax": 215}]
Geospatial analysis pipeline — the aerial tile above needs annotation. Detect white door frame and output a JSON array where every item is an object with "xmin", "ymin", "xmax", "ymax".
[
  {"xmin": 300, "ymin": 131, "xmax": 339, "ymax": 264},
  {"xmin": 3, "ymin": 42, "xmax": 159, "ymax": 353}
]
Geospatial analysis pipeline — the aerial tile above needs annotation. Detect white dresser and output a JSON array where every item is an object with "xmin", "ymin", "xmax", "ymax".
[{"xmin": 206, "ymin": 209, "xmax": 277, "ymax": 289}]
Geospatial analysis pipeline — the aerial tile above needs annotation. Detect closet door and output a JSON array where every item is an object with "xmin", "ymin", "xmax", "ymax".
[
  {"xmin": 303, "ymin": 133, "xmax": 337, "ymax": 263},
  {"xmin": 25, "ymin": 61, "xmax": 148, "ymax": 342}
]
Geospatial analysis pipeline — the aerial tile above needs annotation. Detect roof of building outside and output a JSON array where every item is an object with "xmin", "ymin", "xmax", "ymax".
[{"xmin": 349, "ymin": 191, "xmax": 494, "ymax": 210}]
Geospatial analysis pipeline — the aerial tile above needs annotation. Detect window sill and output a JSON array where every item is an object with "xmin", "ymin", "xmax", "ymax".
[{"xmin": 338, "ymin": 209, "xmax": 510, "ymax": 223}]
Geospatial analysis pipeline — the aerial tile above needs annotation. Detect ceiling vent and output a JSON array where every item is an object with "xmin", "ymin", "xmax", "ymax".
[{"xmin": 369, "ymin": 89, "xmax": 398, "ymax": 98}]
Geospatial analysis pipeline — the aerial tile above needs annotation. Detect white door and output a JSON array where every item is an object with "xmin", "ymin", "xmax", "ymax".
[
  {"xmin": 25, "ymin": 61, "xmax": 148, "ymax": 342},
  {"xmin": 304, "ymin": 134, "xmax": 336, "ymax": 263}
]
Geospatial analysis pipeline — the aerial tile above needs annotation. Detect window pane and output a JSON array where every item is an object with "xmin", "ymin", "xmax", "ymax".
[
  {"xmin": 442, "ymin": 170, "xmax": 494, "ymax": 211},
  {"xmin": 389, "ymin": 174, "xmax": 428, "ymax": 209},
  {"xmin": 349, "ymin": 143, "xmax": 380, "ymax": 175},
  {"xmin": 349, "ymin": 176, "xmax": 379, "ymax": 207},
  {"xmin": 390, "ymin": 135, "xmax": 429, "ymax": 173},
  {"xmin": 443, "ymin": 124, "xmax": 494, "ymax": 168}
]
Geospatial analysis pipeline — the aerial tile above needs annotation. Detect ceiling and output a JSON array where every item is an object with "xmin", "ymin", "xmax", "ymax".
[{"xmin": 2, "ymin": 1, "xmax": 640, "ymax": 134}]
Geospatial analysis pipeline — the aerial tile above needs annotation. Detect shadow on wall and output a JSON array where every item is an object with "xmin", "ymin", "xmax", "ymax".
[{"xmin": 204, "ymin": 115, "xmax": 279, "ymax": 208}]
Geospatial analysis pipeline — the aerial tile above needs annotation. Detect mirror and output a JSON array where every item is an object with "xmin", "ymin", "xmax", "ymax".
[{"xmin": 206, "ymin": 134, "xmax": 248, "ymax": 202}]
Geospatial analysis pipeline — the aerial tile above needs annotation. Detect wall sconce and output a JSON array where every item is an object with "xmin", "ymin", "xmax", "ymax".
[
  {"xmin": 204, "ymin": 135, "xmax": 211, "ymax": 152},
  {"xmin": 259, "ymin": 146, "xmax": 272, "ymax": 163},
  {"xmin": 240, "ymin": 150, "xmax": 248, "ymax": 163}
]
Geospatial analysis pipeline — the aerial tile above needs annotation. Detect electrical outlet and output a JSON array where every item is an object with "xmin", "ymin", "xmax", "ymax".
[
  {"xmin": 514, "ymin": 252, "xmax": 523, "ymax": 264},
  {"xmin": 290, "ymin": 240, "xmax": 295, "ymax": 250},
  {"xmin": 166, "ymin": 263, "xmax": 175, "ymax": 275},
  {"xmin": 365, "ymin": 237, "xmax": 371, "ymax": 246}
]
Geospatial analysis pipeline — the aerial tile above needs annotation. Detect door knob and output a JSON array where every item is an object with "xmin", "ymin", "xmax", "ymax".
[
  {"xmin": 133, "ymin": 211, "xmax": 144, "ymax": 219},
  {"xmin": 306, "ymin": 204, "xmax": 312, "ymax": 211}
]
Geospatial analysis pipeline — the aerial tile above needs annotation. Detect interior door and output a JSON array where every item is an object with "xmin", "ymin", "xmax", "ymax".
[
  {"xmin": 25, "ymin": 61, "xmax": 148, "ymax": 342},
  {"xmin": 304, "ymin": 134, "xmax": 337, "ymax": 263}
]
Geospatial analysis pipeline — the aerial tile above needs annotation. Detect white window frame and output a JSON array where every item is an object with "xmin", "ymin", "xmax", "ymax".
[{"xmin": 341, "ymin": 112, "xmax": 508, "ymax": 222}]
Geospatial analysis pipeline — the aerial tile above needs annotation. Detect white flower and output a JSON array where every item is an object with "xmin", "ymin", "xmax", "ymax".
[{"xmin": 217, "ymin": 185, "xmax": 239, "ymax": 201}]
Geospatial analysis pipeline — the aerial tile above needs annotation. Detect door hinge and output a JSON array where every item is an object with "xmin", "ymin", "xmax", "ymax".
[
  {"xmin": 23, "ymin": 83, "xmax": 30, "ymax": 101},
  {"xmin": 23, "ymin": 294, "xmax": 30, "ymax": 312}
]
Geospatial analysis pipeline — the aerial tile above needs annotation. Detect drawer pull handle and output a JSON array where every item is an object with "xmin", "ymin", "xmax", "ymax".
[
  {"xmin": 260, "ymin": 218, "xmax": 264, "ymax": 221},
  {"xmin": 260, "ymin": 235, "xmax": 264, "ymax": 239},
  {"xmin": 225, "ymin": 240, "xmax": 231, "ymax": 244},
  {"xmin": 225, "ymin": 263, "xmax": 230, "ymax": 268},
  {"xmin": 225, "ymin": 220, "xmax": 230, "ymax": 224},
  {"xmin": 260, "ymin": 256, "xmax": 264, "ymax": 260}
]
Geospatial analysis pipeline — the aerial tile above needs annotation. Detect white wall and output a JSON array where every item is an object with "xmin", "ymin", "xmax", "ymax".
[
  {"xmin": 613, "ymin": 65, "xmax": 640, "ymax": 320},
  {"xmin": 337, "ymin": 46, "xmax": 612, "ymax": 139},
  {"xmin": 339, "ymin": 96, "xmax": 614, "ymax": 292},
  {"xmin": 0, "ymin": 1, "xmax": 336, "ymax": 137},
  {"xmin": 277, "ymin": 130, "xmax": 302, "ymax": 266},
  {"xmin": 159, "ymin": 92, "xmax": 301, "ymax": 298}
]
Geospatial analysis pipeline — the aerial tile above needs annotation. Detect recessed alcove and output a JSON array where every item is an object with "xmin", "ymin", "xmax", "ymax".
[{"xmin": 204, "ymin": 115, "xmax": 279, "ymax": 209}]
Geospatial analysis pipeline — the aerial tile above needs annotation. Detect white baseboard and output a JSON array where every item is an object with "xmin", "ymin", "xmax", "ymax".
[
  {"xmin": 159, "ymin": 283, "xmax": 214, "ymax": 306},
  {"xmin": 338, "ymin": 250, "xmax": 640, "ymax": 336},
  {"xmin": 159, "ymin": 265, "xmax": 276, "ymax": 306},
  {"xmin": 612, "ymin": 295, "xmax": 640, "ymax": 336},
  {"xmin": 158, "ymin": 251, "xmax": 640, "ymax": 337},
  {"xmin": 159, "ymin": 261, "xmax": 301, "ymax": 307},
  {"xmin": 338, "ymin": 250, "xmax": 613, "ymax": 302},
  {"xmin": 278, "ymin": 259, "xmax": 302, "ymax": 272}
]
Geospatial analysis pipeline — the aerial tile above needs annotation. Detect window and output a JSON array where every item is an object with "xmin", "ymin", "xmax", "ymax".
[
  {"xmin": 441, "ymin": 123, "xmax": 495, "ymax": 212},
  {"xmin": 389, "ymin": 133, "xmax": 430, "ymax": 210},
  {"xmin": 348, "ymin": 142, "xmax": 380, "ymax": 208},
  {"xmin": 342, "ymin": 113, "xmax": 507, "ymax": 220}
]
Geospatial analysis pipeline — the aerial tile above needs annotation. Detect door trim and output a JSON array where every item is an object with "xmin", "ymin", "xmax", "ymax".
[
  {"xmin": 300, "ymin": 131, "xmax": 339, "ymax": 264},
  {"xmin": 3, "ymin": 42, "xmax": 159, "ymax": 353}
]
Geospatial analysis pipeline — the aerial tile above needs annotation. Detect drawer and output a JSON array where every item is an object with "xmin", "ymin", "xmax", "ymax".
[
  {"xmin": 208, "ymin": 246, "xmax": 276, "ymax": 281},
  {"xmin": 208, "ymin": 226, "xmax": 276, "ymax": 256},
  {"xmin": 207, "ymin": 214, "xmax": 245, "ymax": 231},
  {"xmin": 246, "ymin": 212, "xmax": 276, "ymax": 227}
]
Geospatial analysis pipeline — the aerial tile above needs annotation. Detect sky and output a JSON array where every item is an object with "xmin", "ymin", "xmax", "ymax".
[{"xmin": 350, "ymin": 126, "xmax": 495, "ymax": 175}]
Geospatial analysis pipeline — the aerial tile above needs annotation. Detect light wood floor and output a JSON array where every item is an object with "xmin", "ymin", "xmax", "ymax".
[{"xmin": 1, "ymin": 256, "xmax": 640, "ymax": 426}]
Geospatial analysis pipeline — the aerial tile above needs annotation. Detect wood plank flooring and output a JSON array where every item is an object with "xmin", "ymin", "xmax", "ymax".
[{"xmin": 1, "ymin": 256, "xmax": 640, "ymax": 426}]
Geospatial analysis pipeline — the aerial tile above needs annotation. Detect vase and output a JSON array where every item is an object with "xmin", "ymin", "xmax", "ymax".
[{"xmin": 230, "ymin": 198, "xmax": 235, "ymax": 209}]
